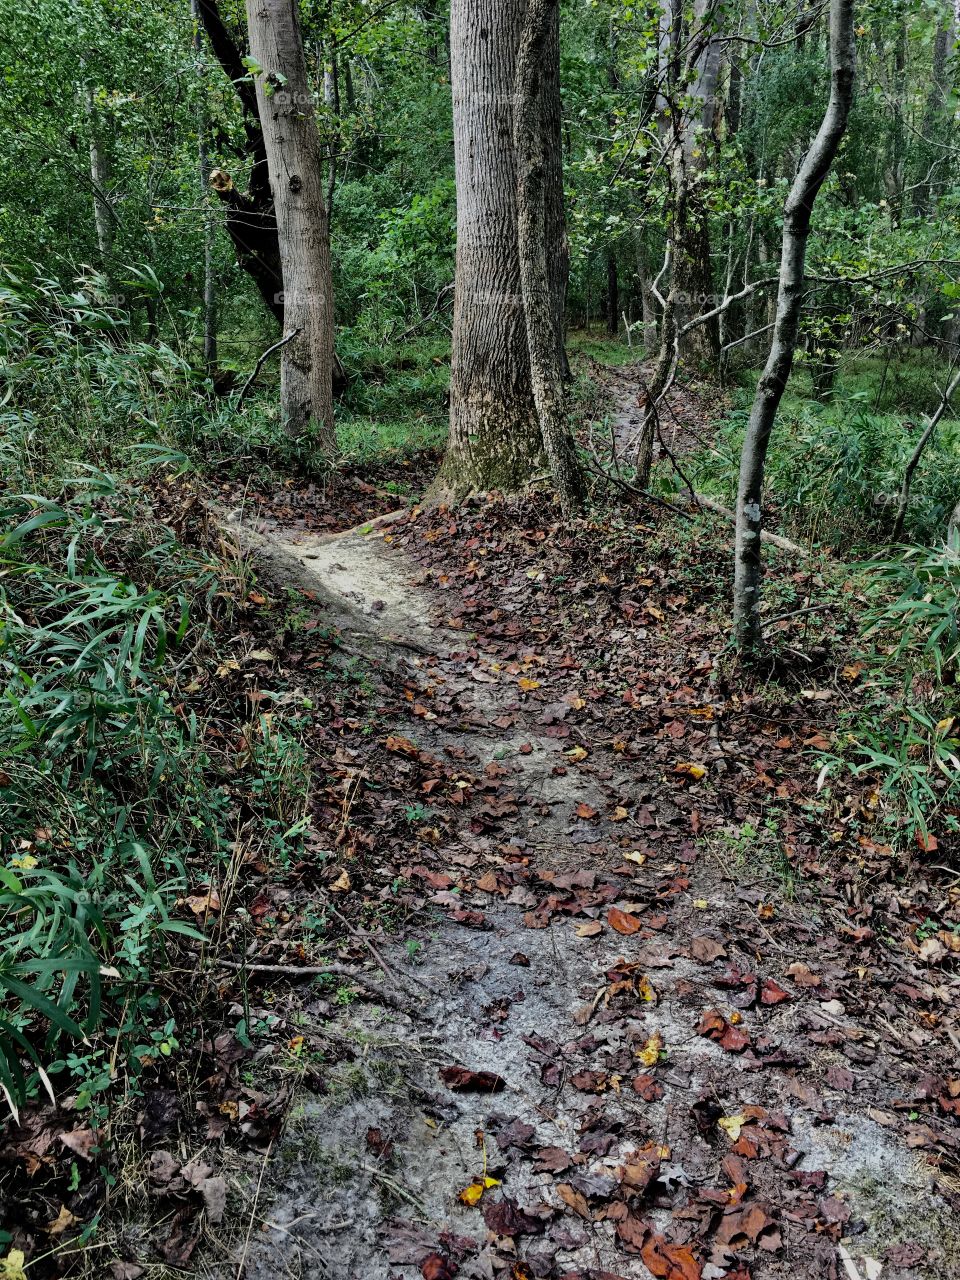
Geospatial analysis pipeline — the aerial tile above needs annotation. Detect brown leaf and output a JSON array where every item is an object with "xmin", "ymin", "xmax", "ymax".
[
  {"xmin": 639, "ymin": 1227, "xmax": 702, "ymax": 1279},
  {"xmin": 690, "ymin": 935, "xmax": 726, "ymax": 964},
  {"xmin": 697, "ymin": 1009, "xmax": 751, "ymax": 1053},
  {"xmin": 557, "ymin": 1183, "xmax": 591, "ymax": 1220},
  {"xmin": 421, "ymin": 1253, "xmax": 458, "ymax": 1280},
  {"xmin": 385, "ymin": 735, "xmax": 420, "ymax": 756},
  {"xmin": 608, "ymin": 906, "xmax": 643, "ymax": 934},
  {"xmin": 59, "ymin": 1128, "xmax": 98, "ymax": 1160},
  {"xmin": 759, "ymin": 978, "xmax": 791, "ymax": 1005},
  {"xmin": 482, "ymin": 1195, "xmax": 544, "ymax": 1237},
  {"xmin": 632, "ymin": 1074, "xmax": 664, "ymax": 1102},
  {"xmin": 575, "ymin": 802, "xmax": 598, "ymax": 819},
  {"xmin": 439, "ymin": 1065, "xmax": 506, "ymax": 1093},
  {"xmin": 46, "ymin": 1205, "xmax": 77, "ymax": 1236}
]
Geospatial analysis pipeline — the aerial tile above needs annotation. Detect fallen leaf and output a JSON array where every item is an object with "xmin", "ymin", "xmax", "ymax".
[
  {"xmin": 557, "ymin": 1183, "xmax": 591, "ymax": 1220},
  {"xmin": 636, "ymin": 1031, "xmax": 664, "ymax": 1066},
  {"xmin": 46, "ymin": 1205, "xmax": 77, "ymax": 1236},
  {"xmin": 328, "ymin": 869, "xmax": 352, "ymax": 893},
  {"xmin": 0, "ymin": 1251, "xmax": 27, "ymax": 1280},
  {"xmin": 439, "ymin": 1066, "xmax": 506, "ymax": 1093},
  {"xmin": 608, "ymin": 906, "xmax": 643, "ymax": 934},
  {"xmin": 421, "ymin": 1253, "xmax": 458, "ymax": 1280},
  {"xmin": 718, "ymin": 1114, "xmax": 746, "ymax": 1141},
  {"xmin": 690, "ymin": 935, "xmax": 726, "ymax": 964},
  {"xmin": 458, "ymin": 1175, "xmax": 500, "ymax": 1206},
  {"xmin": 575, "ymin": 802, "xmax": 598, "ymax": 819},
  {"xmin": 674, "ymin": 762, "xmax": 706, "ymax": 781},
  {"xmin": 184, "ymin": 886, "xmax": 221, "ymax": 915},
  {"xmin": 574, "ymin": 921, "xmax": 603, "ymax": 938}
]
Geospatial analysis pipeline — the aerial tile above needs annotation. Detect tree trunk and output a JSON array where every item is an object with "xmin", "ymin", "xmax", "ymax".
[
  {"xmin": 246, "ymin": 0, "xmax": 335, "ymax": 449},
  {"xmin": 83, "ymin": 85, "xmax": 114, "ymax": 285},
  {"xmin": 732, "ymin": 0, "xmax": 856, "ymax": 651},
  {"xmin": 192, "ymin": 0, "xmax": 218, "ymax": 373},
  {"xmin": 676, "ymin": 0, "xmax": 721, "ymax": 369},
  {"xmin": 606, "ymin": 250, "xmax": 619, "ymax": 337},
  {"xmin": 514, "ymin": 0, "xmax": 586, "ymax": 514},
  {"xmin": 438, "ymin": 0, "xmax": 545, "ymax": 495}
]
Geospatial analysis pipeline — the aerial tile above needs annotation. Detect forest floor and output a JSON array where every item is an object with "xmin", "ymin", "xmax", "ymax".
[
  {"xmin": 186, "ymin": 363, "xmax": 959, "ymax": 1280},
  {"xmin": 9, "ymin": 361, "xmax": 959, "ymax": 1280}
]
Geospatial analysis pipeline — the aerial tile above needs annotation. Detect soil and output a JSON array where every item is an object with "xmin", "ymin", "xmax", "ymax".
[{"xmin": 205, "ymin": 379, "xmax": 960, "ymax": 1280}]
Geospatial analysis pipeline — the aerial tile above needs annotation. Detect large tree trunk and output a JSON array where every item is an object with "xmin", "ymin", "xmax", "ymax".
[
  {"xmin": 514, "ymin": 0, "xmax": 586, "ymax": 514},
  {"xmin": 438, "ymin": 0, "xmax": 553, "ymax": 496},
  {"xmin": 732, "ymin": 0, "xmax": 856, "ymax": 650},
  {"xmin": 246, "ymin": 0, "xmax": 336, "ymax": 449}
]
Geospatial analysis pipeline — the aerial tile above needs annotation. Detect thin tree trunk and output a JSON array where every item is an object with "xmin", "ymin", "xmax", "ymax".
[
  {"xmin": 192, "ymin": 0, "xmax": 218, "ymax": 373},
  {"xmin": 892, "ymin": 365, "xmax": 960, "ymax": 540},
  {"xmin": 83, "ymin": 85, "xmax": 113, "ymax": 283},
  {"xmin": 514, "ymin": 0, "xmax": 586, "ymax": 514},
  {"xmin": 732, "ymin": 0, "xmax": 856, "ymax": 650},
  {"xmin": 606, "ymin": 250, "xmax": 619, "ymax": 337},
  {"xmin": 246, "ymin": 0, "xmax": 335, "ymax": 449}
]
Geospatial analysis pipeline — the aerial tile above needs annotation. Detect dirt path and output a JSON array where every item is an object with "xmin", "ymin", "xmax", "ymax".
[{"xmin": 216, "ymin": 482, "xmax": 958, "ymax": 1280}]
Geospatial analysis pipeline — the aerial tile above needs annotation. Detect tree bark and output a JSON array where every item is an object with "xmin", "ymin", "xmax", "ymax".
[
  {"xmin": 246, "ymin": 0, "xmax": 336, "ymax": 449},
  {"xmin": 732, "ymin": 0, "xmax": 856, "ymax": 651},
  {"xmin": 192, "ymin": 0, "xmax": 218, "ymax": 373},
  {"xmin": 438, "ymin": 0, "xmax": 558, "ymax": 496},
  {"xmin": 514, "ymin": 0, "xmax": 586, "ymax": 514},
  {"xmin": 606, "ymin": 250, "xmax": 619, "ymax": 337},
  {"xmin": 83, "ymin": 85, "xmax": 114, "ymax": 283}
]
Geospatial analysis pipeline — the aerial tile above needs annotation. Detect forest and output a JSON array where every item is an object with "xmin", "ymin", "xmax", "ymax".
[{"xmin": 1, "ymin": 0, "xmax": 960, "ymax": 1276}]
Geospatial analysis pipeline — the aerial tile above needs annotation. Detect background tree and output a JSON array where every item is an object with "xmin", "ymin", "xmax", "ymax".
[{"xmin": 246, "ymin": 0, "xmax": 336, "ymax": 447}]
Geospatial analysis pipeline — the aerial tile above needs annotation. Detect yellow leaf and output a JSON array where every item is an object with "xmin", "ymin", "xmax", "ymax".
[
  {"xmin": 611, "ymin": 806, "xmax": 630, "ymax": 821},
  {"xmin": 718, "ymin": 1114, "xmax": 746, "ymax": 1141},
  {"xmin": 329, "ymin": 870, "xmax": 352, "ymax": 893},
  {"xmin": 518, "ymin": 677, "xmax": 541, "ymax": 692},
  {"xmin": 675, "ymin": 761, "xmax": 707, "ymax": 780},
  {"xmin": 458, "ymin": 1175, "xmax": 500, "ymax": 1206},
  {"xmin": 0, "ymin": 1249, "xmax": 27, "ymax": 1280},
  {"xmin": 636, "ymin": 975, "xmax": 656, "ymax": 1003},
  {"xmin": 623, "ymin": 850, "xmax": 646, "ymax": 865},
  {"xmin": 566, "ymin": 746, "xmax": 588, "ymax": 762},
  {"xmin": 10, "ymin": 855, "xmax": 37, "ymax": 869},
  {"xmin": 636, "ymin": 1031, "xmax": 664, "ymax": 1067},
  {"xmin": 693, "ymin": 899, "xmax": 709, "ymax": 909}
]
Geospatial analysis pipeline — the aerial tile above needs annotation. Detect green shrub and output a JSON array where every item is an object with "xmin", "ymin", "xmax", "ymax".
[{"xmin": 0, "ymin": 475, "xmax": 237, "ymax": 1113}]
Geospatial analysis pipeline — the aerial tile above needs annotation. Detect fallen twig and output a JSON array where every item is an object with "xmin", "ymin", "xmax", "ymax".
[
  {"xmin": 585, "ymin": 462, "xmax": 692, "ymax": 517},
  {"xmin": 690, "ymin": 492, "xmax": 810, "ymax": 557},
  {"xmin": 219, "ymin": 960, "xmax": 415, "ymax": 1013}
]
